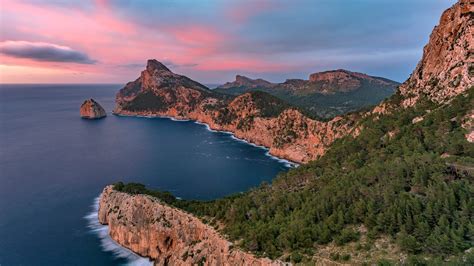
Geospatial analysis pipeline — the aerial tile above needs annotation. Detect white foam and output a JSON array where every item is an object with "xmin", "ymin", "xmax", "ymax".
[{"xmin": 84, "ymin": 197, "xmax": 153, "ymax": 266}]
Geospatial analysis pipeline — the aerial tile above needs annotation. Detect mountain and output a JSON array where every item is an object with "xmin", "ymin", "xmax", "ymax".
[
  {"xmin": 114, "ymin": 60, "xmax": 359, "ymax": 164},
  {"xmin": 218, "ymin": 74, "xmax": 274, "ymax": 89},
  {"xmin": 398, "ymin": 0, "xmax": 473, "ymax": 107},
  {"xmin": 215, "ymin": 70, "xmax": 399, "ymax": 118},
  {"xmin": 108, "ymin": 1, "xmax": 473, "ymax": 264}
]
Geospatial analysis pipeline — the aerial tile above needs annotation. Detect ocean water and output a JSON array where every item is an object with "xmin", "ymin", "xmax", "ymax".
[{"xmin": 0, "ymin": 84, "xmax": 290, "ymax": 265}]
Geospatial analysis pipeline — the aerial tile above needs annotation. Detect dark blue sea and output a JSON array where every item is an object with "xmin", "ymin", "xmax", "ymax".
[{"xmin": 0, "ymin": 84, "xmax": 291, "ymax": 265}]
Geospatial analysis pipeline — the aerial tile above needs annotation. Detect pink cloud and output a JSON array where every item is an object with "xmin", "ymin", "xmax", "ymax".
[{"xmin": 0, "ymin": 0, "xmax": 295, "ymax": 83}]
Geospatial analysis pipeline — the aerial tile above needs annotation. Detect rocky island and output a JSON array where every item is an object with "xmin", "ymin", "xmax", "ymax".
[{"xmin": 80, "ymin": 98, "xmax": 107, "ymax": 119}]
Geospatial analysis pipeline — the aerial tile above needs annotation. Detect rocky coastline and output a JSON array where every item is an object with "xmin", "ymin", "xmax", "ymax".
[
  {"xmin": 112, "ymin": 60, "xmax": 359, "ymax": 164},
  {"xmin": 98, "ymin": 186, "xmax": 283, "ymax": 266}
]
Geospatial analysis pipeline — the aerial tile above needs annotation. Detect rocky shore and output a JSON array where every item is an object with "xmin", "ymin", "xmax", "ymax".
[{"xmin": 98, "ymin": 186, "xmax": 283, "ymax": 265}]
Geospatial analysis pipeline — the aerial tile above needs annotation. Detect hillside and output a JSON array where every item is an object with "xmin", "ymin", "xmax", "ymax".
[
  {"xmin": 215, "ymin": 70, "xmax": 399, "ymax": 119},
  {"xmin": 116, "ymin": 87, "xmax": 474, "ymax": 264},
  {"xmin": 107, "ymin": 0, "xmax": 474, "ymax": 264},
  {"xmin": 114, "ymin": 61, "xmax": 359, "ymax": 164}
]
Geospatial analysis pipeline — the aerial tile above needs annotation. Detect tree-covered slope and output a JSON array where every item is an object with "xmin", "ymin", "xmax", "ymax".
[{"xmin": 115, "ymin": 87, "xmax": 474, "ymax": 264}]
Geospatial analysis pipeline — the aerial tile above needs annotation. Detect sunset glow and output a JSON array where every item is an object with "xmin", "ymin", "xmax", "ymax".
[{"xmin": 0, "ymin": 0, "xmax": 456, "ymax": 84}]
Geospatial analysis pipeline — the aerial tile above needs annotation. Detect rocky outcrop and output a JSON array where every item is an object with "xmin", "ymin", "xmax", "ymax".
[
  {"xmin": 114, "ymin": 60, "xmax": 359, "ymax": 163},
  {"xmin": 98, "ymin": 186, "xmax": 282, "ymax": 265},
  {"xmin": 80, "ymin": 99, "xmax": 106, "ymax": 119},
  {"xmin": 462, "ymin": 109, "xmax": 474, "ymax": 142},
  {"xmin": 399, "ymin": 0, "xmax": 473, "ymax": 106}
]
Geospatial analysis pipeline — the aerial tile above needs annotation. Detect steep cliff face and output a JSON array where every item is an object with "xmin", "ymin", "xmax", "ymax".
[
  {"xmin": 98, "ymin": 186, "xmax": 281, "ymax": 265},
  {"xmin": 115, "ymin": 61, "xmax": 358, "ymax": 163},
  {"xmin": 399, "ymin": 0, "xmax": 473, "ymax": 106},
  {"xmin": 80, "ymin": 98, "xmax": 106, "ymax": 119}
]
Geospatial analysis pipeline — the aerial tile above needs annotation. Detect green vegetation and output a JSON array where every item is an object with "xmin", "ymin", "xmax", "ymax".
[
  {"xmin": 113, "ymin": 182, "xmax": 177, "ymax": 204},
  {"xmin": 123, "ymin": 91, "xmax": 168, "ymax": 112},
  {"xmin": 215, "ymin": 80, "xmax": 397, "ymax": 119},
  {"xmin": 114, "ymin": 88, "xmax": 474, "ymax": 264},
  {"xmin": 247, "ymin": 91, "xmax": 290, "ymax": 118}
]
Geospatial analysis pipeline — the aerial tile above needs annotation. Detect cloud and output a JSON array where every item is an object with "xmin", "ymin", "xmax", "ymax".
[{"xmin": 0, "ymin": 41, "xmax": 96, "ymax": 64}]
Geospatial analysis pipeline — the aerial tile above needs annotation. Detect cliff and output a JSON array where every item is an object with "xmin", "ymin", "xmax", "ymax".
[
  {"xmin": 114, "ymin": 60, "xmax": 358, "ymax": 164},
  {"xmin": 98, "ymin": 186, "xmax": 282, "ymax": 265},
  {"xmin": 398, "ymin": 0, "xmax": 473, "ymax": 107},
  {"xmin": 80, "ymin": 99, "xmax": 106, "ymax": 119}
]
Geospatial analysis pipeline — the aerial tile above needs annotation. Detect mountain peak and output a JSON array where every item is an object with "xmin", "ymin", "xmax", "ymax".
[
  {"xmin": 235, "ymin": 75, "xmax": 252, "ymax": 82},
  {"xmin": 309, "ymin": 69, "xmax": 370, "ymax": 82},
  {"xmin": 218, "ymin": 75, "xmax": 273, "ymax": 89},
  {"xmin": 146, "ymin": 59, "xmax": 171, "ymax": 73},
  {"xmin": 398, "ymin": 0, "xmax": 473, "ymax": 106}
]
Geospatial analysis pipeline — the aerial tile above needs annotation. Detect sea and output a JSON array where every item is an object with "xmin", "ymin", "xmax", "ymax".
[{"xmin": 0, "ymin": 84, "xmax": 292, "ymax": 265}]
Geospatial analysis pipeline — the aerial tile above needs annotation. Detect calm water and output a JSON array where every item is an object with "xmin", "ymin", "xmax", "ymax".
[{"xmin": 0, "ymin": 84, "xmax": 289, "ymax": 265}]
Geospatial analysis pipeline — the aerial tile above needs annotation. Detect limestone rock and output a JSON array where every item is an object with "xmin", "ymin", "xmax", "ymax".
[
  {"xmin": 80, "ymin": 99, "xmax": 106, "ymax": 119},
  {"xmin": 98, "ymin": 186, "xmax": 283, "ymax": 266},
  {"xmin": 399, "ymin": 0, "xmax": 473, "ymax": 106}
]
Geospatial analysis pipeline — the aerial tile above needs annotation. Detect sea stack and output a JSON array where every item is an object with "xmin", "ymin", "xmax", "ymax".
[{"xmin": 80, "ymin": 99, "xmax": 107, "ymax": 119}]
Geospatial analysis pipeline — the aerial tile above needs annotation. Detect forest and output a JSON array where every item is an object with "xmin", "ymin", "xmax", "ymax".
[{"xmin": 114, "ymin": 87, "xmax": 474, "ymax": 264}]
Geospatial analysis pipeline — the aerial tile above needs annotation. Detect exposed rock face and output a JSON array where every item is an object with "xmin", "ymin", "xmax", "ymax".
[
  {"xmin": 462, "ymin": 109, "xmax": 474, "ymax": 142},
  {"xmin": 399, "ymin": 0, "xmax": 473, "ymax": 106},
  {"xmin": 114, "ymin": 60, "xmax": 358, "ymax": 163},
  {"xmin": 306, "ymin": 69, "xmax": 397, "ymax": 94},
  {"xmin": 80, "ymin": 99, "xmax": 106, "ymax": 119},
  {"xmin": 98, "ymin": 186, "xmax": 282, "ymax": 265}
]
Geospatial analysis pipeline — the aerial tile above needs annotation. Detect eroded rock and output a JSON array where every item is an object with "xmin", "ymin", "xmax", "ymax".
[
  {"xmin": 98, "ymin": 186, "xmax": 283, "ymax": 266},
  {"xmin": 80, "ymin": 99, "xmax": 106, "ymax": 119}
]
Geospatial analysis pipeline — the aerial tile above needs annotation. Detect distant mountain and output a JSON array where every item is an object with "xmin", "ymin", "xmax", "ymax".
[{"xmin": 214, "ymin": 70, "xmax": 399, "ymax": 118}]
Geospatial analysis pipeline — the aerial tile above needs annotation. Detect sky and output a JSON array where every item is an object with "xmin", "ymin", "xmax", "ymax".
[{"xmin": 0, "ymin": 0, "xmax": 457, "ymax": 84}]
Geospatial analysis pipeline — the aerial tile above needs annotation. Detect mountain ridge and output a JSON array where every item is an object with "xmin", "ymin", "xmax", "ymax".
[{"xmin": 215, "ymin": 69, "xmax": 399, "ymax": 118}]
